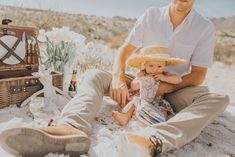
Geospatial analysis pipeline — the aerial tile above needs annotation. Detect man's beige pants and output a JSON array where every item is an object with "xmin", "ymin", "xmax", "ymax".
[{"xmin": 60, "ymin": 69, "xmax": 230, "ymax": 153}]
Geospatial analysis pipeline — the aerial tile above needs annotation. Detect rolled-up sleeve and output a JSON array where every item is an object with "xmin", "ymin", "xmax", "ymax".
[
  {"xmin": 191, "ymin": 23, "xmax": 216, "ymax": 68},
  {"xmin": 125, "ymin": 11, "xmax": 148, "ymax": 47}
]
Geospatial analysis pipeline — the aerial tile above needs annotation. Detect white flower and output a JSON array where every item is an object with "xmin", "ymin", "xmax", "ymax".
[
  {"xmin": 39, "ymin": 26, "xmax": 88, "ymax": 52},
  {"xmin": 45, "ymin": 27, "xmax": 86, "ymax": 48},
  {"xmin": 38, "ymin": 29, "xmax": 47, "ymax": 42}
]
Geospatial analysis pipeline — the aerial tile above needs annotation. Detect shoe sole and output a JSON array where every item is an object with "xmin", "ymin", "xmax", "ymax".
[{"xmin": 0, "ymin": 127, "xmax": 90, "ymax": 157}]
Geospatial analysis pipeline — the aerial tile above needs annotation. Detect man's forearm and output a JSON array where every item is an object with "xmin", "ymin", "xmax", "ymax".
[
  {"xmin": 172, "ymin": 72, "xmax": 205, "ymax": 92},
  {"xmin": 159, "ymin": 66, "xmax": 207, "ymax": 96},
  {"xmin": 112, "ymin": 44, "xmax": 138, "ymax": 76},
  {"xmin": 162, "ymin": 75, "xmax": 182, "ymax": 84}
]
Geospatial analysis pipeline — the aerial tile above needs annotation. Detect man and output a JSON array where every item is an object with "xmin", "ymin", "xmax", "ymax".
[{"xmin": 0, "ymin": 0, "xmax": 230, "ymax": 157}]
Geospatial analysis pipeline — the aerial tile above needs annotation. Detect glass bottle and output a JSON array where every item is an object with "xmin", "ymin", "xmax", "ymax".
[{"xmin": 68, "ymin": 69, "xmax": 77, "ymax": 97}]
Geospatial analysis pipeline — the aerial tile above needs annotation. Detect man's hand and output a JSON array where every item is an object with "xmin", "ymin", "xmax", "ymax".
[
  {"xmin": 110, "ymin": 75, "xmax": 130, "ymax": 108},
  {"xmin": 110, "ymin": 43, "xmax": 138, "ymax": 107}
]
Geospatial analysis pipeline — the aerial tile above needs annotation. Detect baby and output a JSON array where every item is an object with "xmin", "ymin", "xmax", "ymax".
[{"xmin": 112, "ymin": 46, "xmax": 185, "ymax": 126}]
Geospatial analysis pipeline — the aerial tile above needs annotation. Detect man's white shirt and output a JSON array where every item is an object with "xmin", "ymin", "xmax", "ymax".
[{"xmin": 126, "ymin": 5, "xmax": 216, "ymax": 75}]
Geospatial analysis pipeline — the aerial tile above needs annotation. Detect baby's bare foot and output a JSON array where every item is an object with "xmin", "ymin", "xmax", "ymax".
[{"xmin": 112, "ymin": 111, "xmax": 129, "ymax": 126}]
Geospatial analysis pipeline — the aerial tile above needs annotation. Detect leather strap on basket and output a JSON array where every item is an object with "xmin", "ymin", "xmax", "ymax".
[
  {"xmin": 0, "ymin": 38, "xmax": 24, "ymax": 63},
  {"xmin": 9, "ymin": 84, "xmax": 43, "ymax": 94}
]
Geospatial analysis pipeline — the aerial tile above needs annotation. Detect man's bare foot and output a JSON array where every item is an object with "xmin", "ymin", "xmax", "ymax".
[
  {"xmin": 112, "ymin": 111, "xmax": 130, "ymax": 126},
  {"xmin": 40, "ymin": 124, "xmax": 87, "ymax": 136}
]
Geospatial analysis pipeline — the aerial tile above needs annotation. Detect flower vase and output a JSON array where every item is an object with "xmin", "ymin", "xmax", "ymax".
[{"xmin": 63, "ymin": 64, "xmax": 73, "ymax": 92}]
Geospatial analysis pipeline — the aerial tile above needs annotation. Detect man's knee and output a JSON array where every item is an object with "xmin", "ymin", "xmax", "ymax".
[
  {"xmin": 82, "ymin": 69, "xmax": 112, "ymax": 92},
  {"xmin": 83, "ymin": 69, "xmax": 111, "ymax": 83},
  {"xmin": 197, "ymin": 93, "xmax": 230, "ymax": 113},
  {"xmin": 84, "ymin": 69, "xmax": 104, "ymax": 79},
  {"xmin": 217, "ymin": 94, "xmax": 230, "ymax": 110}
]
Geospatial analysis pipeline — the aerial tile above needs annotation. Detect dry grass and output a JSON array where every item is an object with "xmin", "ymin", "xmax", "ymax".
[{"xmin": 1, "ymin": 5, "xmax": 235, "ymax": 64}]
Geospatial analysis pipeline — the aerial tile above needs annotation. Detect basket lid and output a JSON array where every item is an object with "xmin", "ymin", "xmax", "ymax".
[{"xmin": 0, "ymin": 22, "xmax": 40, "ymax": 78}]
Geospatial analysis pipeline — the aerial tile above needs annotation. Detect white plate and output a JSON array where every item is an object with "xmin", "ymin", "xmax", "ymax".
[{"xmin": 0, "ymin": 35, "xmax": 26, "ymax": 65}]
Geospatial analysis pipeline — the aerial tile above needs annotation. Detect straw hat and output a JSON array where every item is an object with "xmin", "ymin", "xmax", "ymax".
[{"xmin": 127, "ymin": 46, "xmax": 186, "ymax": 68}]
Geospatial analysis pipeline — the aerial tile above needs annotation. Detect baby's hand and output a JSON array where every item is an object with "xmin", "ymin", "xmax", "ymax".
[{"xmin": 153, "ymin": 74, "xmax": 167, "ymax": 82}]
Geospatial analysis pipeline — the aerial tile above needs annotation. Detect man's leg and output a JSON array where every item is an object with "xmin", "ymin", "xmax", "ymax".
[
  {"xmin": 0, "ymin": 69, "xmax": 112, "ymax": 157},
  {"xmin": 57, "ymin": 69, "xmax": 112, "ymax": 134},
  {"xmin": 125, "ymin": 86, "xmax": 230, "ymax": 157},
  {"xmin": 151, "ymin": 86, "xmax": 230, "ymax": 153}
]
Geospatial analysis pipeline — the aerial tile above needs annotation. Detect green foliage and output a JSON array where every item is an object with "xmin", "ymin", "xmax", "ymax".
[{"xmin": 43, "ymin": 37, "xmax": 75, "ymax": 72}]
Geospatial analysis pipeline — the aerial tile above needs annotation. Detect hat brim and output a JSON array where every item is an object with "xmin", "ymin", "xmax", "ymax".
[{"xmin": 127, "ymin": 55, "xmax": 186, "ymax": 68}]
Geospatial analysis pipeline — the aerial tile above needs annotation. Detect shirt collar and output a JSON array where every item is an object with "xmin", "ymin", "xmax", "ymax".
[{"xmin": 165, "ymin": 4, "xmax": 195, "ymax": 26}]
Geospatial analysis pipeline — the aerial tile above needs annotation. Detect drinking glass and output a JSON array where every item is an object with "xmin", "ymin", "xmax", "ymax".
[{"xmin": 29, "ymin": 97, "xmax": 44, "ymax": 119}]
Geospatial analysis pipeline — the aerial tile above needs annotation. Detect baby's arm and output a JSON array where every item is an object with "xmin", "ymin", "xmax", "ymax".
[
  {"xmin": 131, "ymin": 70, "xmax": 145, "ymax": 91},
  {"xmin": 131, "ymin": 78, "xmax": 140, "ymax": 91},
  {"xmin": 154, "ymin": 72, "xmax": 182, "ymax": 84}
]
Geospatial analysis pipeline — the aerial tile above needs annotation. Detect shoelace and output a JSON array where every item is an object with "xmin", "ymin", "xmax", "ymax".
[{"xmin": 149, "ymin": 135, "xmax": 163, "ymax": 157}]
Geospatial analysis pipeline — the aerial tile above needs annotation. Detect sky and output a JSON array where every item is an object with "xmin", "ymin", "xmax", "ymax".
[{"xmin": 0, "ymin": 0, "xmax": 235, "ymax": 18}]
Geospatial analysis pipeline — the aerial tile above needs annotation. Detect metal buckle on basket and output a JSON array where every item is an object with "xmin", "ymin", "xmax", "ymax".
[
  {"xmin": 0, "ymin": 19, "xmax": 15, "ymax": 36},
  {"xmin": 9, "ymin": 86, "xmax": 22, "ymax": 94}
]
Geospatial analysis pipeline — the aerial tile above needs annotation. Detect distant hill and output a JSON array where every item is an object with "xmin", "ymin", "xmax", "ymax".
[
  {"xmin": 0, "ymin": 5, "xmax": 234, "ymax": 64},
  {"xmin": 211, "ymin": 16, "xmax": 235, "ymax": 32},
  {"xmin": 211, "ymin": 17, "xmax": 235, "ymax": 64}
]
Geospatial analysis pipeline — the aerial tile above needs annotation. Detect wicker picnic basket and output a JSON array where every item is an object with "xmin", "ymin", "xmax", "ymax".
[{"xmin": 0, "ymin": 19, "xmax": 63, "ymax": 108}]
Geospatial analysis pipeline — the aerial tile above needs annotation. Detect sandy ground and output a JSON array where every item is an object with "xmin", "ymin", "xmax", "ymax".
[{"xmin": 0, "ymin": 61, "xmax": 235, "ymax": 157}]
